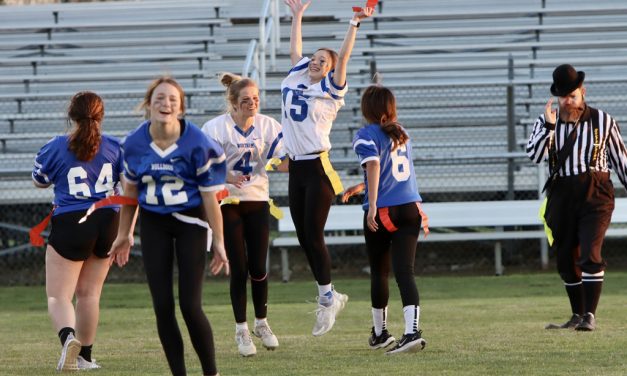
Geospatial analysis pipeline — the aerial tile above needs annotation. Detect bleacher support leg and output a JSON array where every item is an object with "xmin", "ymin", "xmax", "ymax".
[
  {"xmin": 281, "ymin": 247, "xmax": 290, "ymax": 282},
  {"xmin": 494, "ymin": 242, "xmax": 504, "ymax": 276},
  {"xmin": 540, "ymin": 238, "xmax": 549, "ymax": 270}
]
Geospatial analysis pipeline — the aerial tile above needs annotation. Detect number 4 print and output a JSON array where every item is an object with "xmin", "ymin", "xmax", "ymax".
[{"xmin": 233, "ymin": 151, "xmax": 253, "ymax": 175}]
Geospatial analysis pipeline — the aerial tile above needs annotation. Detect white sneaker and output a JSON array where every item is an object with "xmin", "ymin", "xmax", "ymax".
[
  {"xmin": 312, "ymin": 290, "xmax": 349, "ymax": 336},
  {"xmin": 56, "ymin": 333, "xmax": 81, "ymax": 371},
  {"xmin": 235, "ymin": 329, "xmax": 257, "ymax": 357},
  {"xmin": 253, "ymin": 321, "xmax": 279, "ymax": 350},
  {"xmin": 77, "ymin": 355, "xmax": 101, "ymax": 370},
  {"xmin": 333, "ymin": 290, "xmax": 349, "ymax": 310}
]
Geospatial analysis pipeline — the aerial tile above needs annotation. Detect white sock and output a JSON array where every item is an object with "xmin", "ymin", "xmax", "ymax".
[
  {"xmin": 235, "ymin": 322, "xmax": 249, "ymax": 332},
  {"xmin": 403, "ymin": 305, "xmax": 420, "ymax": 334},
  {"xmin": 254, "ymin": 318, "xmax": 268, "ymax": 328},
  {"xmin": 372, "ymin": 307, "xmax": 387, "ymax": 336},
  {"xmin": 317, "ymin": 283, "xmax": 333, "ymax": 306}
]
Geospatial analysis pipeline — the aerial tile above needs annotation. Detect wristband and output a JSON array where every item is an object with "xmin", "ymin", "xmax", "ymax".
[{"xmin": 349, "ymin": 19, "xmax": 360, "ymax": 28}]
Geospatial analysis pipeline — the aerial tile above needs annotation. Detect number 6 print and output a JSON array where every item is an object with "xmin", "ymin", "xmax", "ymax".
[{"xmin": 390, "ymin": 145, "xmax": 410, "ymax": 182}]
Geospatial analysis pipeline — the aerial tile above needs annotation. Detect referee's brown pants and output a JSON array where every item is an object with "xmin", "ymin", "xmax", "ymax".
[{"xmin": 545, "ymin": 171, "xmax": 614, "ymax": 283}]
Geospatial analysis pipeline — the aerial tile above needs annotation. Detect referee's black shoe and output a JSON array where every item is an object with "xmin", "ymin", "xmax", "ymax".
[
  {"xmin": 545, "ymin": 313, "xmax": 582, "ymax": 329},
  {"xmin": 575, "ymin": 313, "xmax": 596, "ymax": 331}
]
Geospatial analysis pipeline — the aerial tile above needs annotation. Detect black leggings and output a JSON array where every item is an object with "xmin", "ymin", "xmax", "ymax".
[
  {"xmin": 222, "ymin": 201, "xmax": 270, "ymax": 323},
  {"xmin": 288, "ymin": 158, "xmax": 335, "ymax": 285},
  {"xmin": 140, "ymin": 207, "xmax": 217, "ymax": 376},
  {"xmin": 364, "ymin": 202, "xmax": 422, "ymax": 308}
]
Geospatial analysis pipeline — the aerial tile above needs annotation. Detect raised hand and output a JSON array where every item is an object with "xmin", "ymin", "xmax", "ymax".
[
  {"xmin": 544, "ymin": 98, "xmax": 557, "ymax": 124},
  {"xmin": 354, "ymin": 6, "xmax": 375, "ymax": 21},
  {"xmin": 284, "ymin": 0, "xmax": 311, "ymax": 17}
]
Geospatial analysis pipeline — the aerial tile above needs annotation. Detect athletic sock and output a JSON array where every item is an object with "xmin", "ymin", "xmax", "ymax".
[
  {"xmin": 79, "ymin": 344, "xmax": 93, "ymax": 362},
  {"xmin": 564, "ymin": 281, "xmax": 584, "ymax": 316},
  {"xmin": 254, "ymin": 318, "xmax": 268, "ymax": 328},
  {"xmin": 372, "ymin": 307, "xmax": 387, "ymax": 336},
  {"xmin": 317, "ymin": 283, "xmax": 333, "ymax": 307},
  {"xmin": 58, "ymin": 327, "xmax": 75, "ymax": 346},
  {"xmin": 582, "ymin": 271, "xmax": 604, "ymax": 315},
  {"xmin": 235, "ymin": 322, "xmax": 249, "ymax": 332},
  {"xmin": 403, "ymin": 305, "xmax": 420, "ymax": 335}
]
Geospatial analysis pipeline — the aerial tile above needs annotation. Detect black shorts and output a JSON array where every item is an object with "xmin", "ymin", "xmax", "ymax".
[{"xmin": 48, "ymin": 208, "xmax": 119, "ymax": 261}]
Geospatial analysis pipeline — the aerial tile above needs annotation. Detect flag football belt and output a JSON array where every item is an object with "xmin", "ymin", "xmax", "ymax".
[
  {"xmin": 219, "ymin": 196, "xmax": 284, "ymax": 220},
  {"xmin": 377, "ymin": 202, "xmax": 430, "ymax": 238},
  {"xmin": 30, "ymin": 195, "xmax": 139, "ymax": 247}
]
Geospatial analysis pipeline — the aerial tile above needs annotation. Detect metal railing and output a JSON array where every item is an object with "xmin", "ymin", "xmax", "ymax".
[{"xmin": 242, "ymin": 0, "xmax": 280, "ymax": 104}]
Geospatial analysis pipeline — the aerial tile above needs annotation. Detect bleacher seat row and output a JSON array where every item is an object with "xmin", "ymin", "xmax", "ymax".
[{"xmin": 1, "ymin": 0, "xmax": 627, "ymax": 205}]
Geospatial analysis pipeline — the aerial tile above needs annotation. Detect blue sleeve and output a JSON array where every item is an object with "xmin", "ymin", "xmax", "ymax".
[
  {"xmin": 266, "ymin": 118, "xmax": 285, "ymax": 159},
  {"xmin": 106, "ymin": 136, "xmax": 124, "ymax": 180},
  {"xmin": 352, "ymin": 128, "xmax": 379, "ymax": 165},
  {"xmin": 288, "ymin": 57, "xmax": 310, "ymax": 74},
  {"xmin": 32, "ymin": 137, "xmax": 60, "ymax": 185},
  {"xmin": 321, "ymin": 70, "xmax": 348, "ymax": 100},
  {"xmin": 115, "ymin": 145, "xmax": 124, "ymax": 179},
  {"xmin": 195, "ymin": 134, "xmax": 226, "ymax": 191},
  {"xmin": 121, "ymin": 137, "xmax": 139, "ymax": 184}
]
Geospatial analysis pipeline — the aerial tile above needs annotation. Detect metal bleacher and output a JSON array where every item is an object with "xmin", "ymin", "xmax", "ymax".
[{"xmin": 2, "ymin": 0, "xmax": 627, "ymax": 205}]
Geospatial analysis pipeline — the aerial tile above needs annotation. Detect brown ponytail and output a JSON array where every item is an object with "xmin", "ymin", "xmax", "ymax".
[
  {"xmin": 67, "ymin": 91, "xmax": 104, "ymax": 161},
  {"xmin": 219, "ymin": 72, "xmax": 258, "ymax": 113},
  {"xmin": 360, "ymin": 85, "xmax": 408, "ymax": 150}
]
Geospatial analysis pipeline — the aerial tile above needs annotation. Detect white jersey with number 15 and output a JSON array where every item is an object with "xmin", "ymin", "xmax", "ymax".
[{"xmin": 280, "ymin": 57, "xmax": 348, "ymax": 156}]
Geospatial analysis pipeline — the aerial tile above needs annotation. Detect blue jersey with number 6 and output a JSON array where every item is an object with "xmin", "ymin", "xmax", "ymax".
[
  {"xmin": 32, "ymin": 134, "xmax": 123, "ymax": 215},
  {"xmin": 353, "ymin": 124, "xmax": 421, "ymax": 210},
  {"xmin": 122, "ymin": 120, "xmax": 226, "ymax": 214}
]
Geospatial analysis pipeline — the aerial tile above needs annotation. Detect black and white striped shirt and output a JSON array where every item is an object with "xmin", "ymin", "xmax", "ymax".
[{"xmin": 527, "ymin": 105, "xmax": 627, "ymax": 189}]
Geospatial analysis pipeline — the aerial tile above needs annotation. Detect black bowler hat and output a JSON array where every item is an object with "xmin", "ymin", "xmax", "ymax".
[{"xmin": 550, "ymin": 64, "xmax": 585, "ymax": 96}]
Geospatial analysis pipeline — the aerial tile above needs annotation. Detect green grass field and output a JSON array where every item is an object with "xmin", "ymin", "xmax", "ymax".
[{"xmin": 1, "ymin": 272, "xmax": 627, "ymax": 375}]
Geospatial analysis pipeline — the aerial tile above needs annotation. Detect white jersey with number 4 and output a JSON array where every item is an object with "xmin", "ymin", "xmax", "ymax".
[
  {"xmin": 202, "ymin": 113, "xmax": 284, "ymax": 201},
  {"xmin": 280, "ymin": 57, "xmax": 348, "ymax": 156}
]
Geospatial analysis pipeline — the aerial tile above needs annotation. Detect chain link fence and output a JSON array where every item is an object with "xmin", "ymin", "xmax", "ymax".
[{"xmin": 2, "ymin": 80, "xmax": 627, "ymax": 285}]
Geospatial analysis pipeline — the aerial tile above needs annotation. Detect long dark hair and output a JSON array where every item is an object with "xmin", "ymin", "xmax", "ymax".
[
  {"xmin": 67, "ymin": 91, "xmax": 104, "ymax": 161},
  {"xmin": 360, "ymin": 85, "xmax": 408, "ymax": 150}
]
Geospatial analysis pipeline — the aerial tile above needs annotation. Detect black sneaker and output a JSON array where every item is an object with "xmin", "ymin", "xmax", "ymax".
[
  {"xmin": 575, "ymin": 313, "xmax": 596, "ymax": 331},
  {"xmin": 368, "ymin": 327, "xmax": 395, "ymax": 349},
  {"xmin": 385, "ymin": 330, "xmax": 426, "ymax": 355},
  {"xmin": 545, "ymin": 314, "xmax": 582, "ymax": 329}
]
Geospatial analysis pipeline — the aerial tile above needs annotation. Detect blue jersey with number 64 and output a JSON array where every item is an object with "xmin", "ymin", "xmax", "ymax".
[
  {"xmin": 352, "ymin": 124, "xmax": 421, "ymax": 210},
  {"xmin": 32, "ymin": 134, "xmax": 123, "ymax": 215},
  {"xmin": 122, "ymin": 120, "xmax": 226, "ymax": 214}
]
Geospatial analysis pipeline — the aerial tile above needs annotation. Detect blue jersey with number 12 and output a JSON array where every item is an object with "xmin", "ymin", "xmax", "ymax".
[
  {"xmin": 352, "ymin": 124, "xmax": 421, "ymax": 210},
  {"xmin": 122, "ymin": 120, "xmax": 226, "ymax": 214}
]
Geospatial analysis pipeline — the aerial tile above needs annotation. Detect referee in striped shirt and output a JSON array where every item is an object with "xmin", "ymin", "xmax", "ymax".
[{"xmin": 527, "ymin": 64, "xmax": 627, "ymax": 331}]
